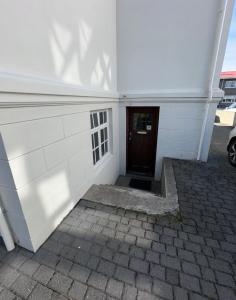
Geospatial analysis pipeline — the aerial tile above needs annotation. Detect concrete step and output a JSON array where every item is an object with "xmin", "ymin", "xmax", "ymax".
[{"xmin": 83, "ymin": 184, "xmax": 178, "ymax": 215}]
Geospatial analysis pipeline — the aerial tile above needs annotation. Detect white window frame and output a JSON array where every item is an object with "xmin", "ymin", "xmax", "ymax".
[{"xmin": 90, "ymin": 110, "xmax": 110, "ymax": 166}]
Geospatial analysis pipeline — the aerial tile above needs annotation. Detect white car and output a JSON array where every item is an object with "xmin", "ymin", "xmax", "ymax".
[
  {"xmin": 227, "ymin": 127, "xmax": 236, "ymax": 166},
  {"xmin": 226, "ymin": 103, "xmax": 236, "ymax": 111}
]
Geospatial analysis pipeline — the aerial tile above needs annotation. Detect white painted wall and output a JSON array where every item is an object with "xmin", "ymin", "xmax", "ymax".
[
  {"xmin": 0, "ymin": 0, "xmax": 119, "ymax": 251},
  {"xmin": 117, "ymin": 0, "xmax": 221, "ymax": 95},
  {"xmin": 0, "ymin": 0, "xmax": 117, "ymax": 94},
  {"xmin": 119, "ymin": 100, "xmax": 219, "ymax": 179},
  {"xmin": 0, "ymin": 95, "xmax": 120, "ymax": 251}
]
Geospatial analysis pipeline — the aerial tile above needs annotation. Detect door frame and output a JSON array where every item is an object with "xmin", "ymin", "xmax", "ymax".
[{"xmin": 126, "ymin": 106, "xmax": 159, "ymax": 176}]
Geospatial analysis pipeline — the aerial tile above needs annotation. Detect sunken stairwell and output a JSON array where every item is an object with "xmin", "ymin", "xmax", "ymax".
[{"xmin": 83, "ymin": 158, "xmax": 179, "ymax": 216}]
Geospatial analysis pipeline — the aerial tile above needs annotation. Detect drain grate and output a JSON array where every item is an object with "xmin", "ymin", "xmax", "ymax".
[{"xmin": 129, "ymin": 178, "xmax": 152, "ymax": 191}]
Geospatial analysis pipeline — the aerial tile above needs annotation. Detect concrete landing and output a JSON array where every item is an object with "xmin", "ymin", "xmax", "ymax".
[
  {"xmin": 83, "ymin": 184, "xmax": 178, "ymax": 215},
  {"xmin": 83, "ymin": 158, "xmax": 179, "ymax": 216}
]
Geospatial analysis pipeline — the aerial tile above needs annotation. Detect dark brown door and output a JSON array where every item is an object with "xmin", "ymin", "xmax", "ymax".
[{"xmin": 127, "ymin": 107, "xmax": 159, "ymax": 176}]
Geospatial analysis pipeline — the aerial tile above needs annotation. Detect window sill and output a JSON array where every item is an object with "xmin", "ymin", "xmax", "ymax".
[{"xmin": 93, "ymin": 152, "xmax": 113, "ymax": 172}]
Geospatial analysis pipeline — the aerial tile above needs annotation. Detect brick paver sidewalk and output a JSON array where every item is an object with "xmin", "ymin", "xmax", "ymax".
[{"xmin": 0, "ymin": 126, "xmax": 236, "ymax": 300}]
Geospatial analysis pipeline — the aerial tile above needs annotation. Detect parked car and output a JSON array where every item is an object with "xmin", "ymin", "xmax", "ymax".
[
  {"xmin": 225, "ymin": 103, "xmax": 236, "ymax": 111},
  {"xmin": 227, "ymin": 127, "xmax": 236, "ymax": 166}
]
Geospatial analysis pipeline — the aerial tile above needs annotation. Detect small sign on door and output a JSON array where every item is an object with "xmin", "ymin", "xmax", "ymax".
[{"xmin": 146, "ymin": 125, "xmax": 152, "ymax": 131}]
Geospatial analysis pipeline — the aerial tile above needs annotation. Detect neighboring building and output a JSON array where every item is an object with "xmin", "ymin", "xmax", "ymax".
[
  {"xmin": 219, "ymin": 71, "xmax": 236, "ymax": 107},
  {"xmin": 0, "ymin": 0, "xmax": 234, "ymax": 252}
]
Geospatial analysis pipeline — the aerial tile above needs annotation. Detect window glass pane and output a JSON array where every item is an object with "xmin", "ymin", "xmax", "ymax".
[
  {"xmin": 90, "ymin": 114, "xmax": 94, "ymax": 129},
  {"xmin": 93, "ymin": 113, "xmax": 99, "ymax": 127},
  {"xmin": 104, "ymin": 127, "xmax": 108, "ymax": 140},
  {"xmin": 93, "ymin": 152, "xmax": 96, "ymax": 165},
  {"xmin": 95, "ymin": 148, "xmax": 100, "ymax": 162},
  {"xmin": 91, "ymin": 135, "xmax": 94, "ymax": 149},
  {"xmin": 101, "ymin": 129, "xmax": 104, "ymax": 143},
  {"xmin": 99, "ymin": 112, "xmax": 104, "ymax": 124},
  {"xmin": 101, "ymin": 143, "xmax": 105, "ymax": 156},
  {"xmin": 94, "ymin": 132, "xmax": 99, "ymax": 147},
  {"xmin": 105, "ymin": 141, "xmax": 108, "ymax": 153},
  {"xmin": 133, "ymin": 113, "xmax": 152, "ymax": 131},
  {"xmin": 104, "ymin": 111, "xmax": 107, "ymax": 123}
]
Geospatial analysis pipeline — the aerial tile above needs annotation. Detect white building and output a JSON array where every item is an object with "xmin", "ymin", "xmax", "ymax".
[{"xmin": 0, "ymin": 0, "xmax": 234, "ymax": 252}]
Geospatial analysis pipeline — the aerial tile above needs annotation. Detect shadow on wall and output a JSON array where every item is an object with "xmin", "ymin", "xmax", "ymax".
[
  {"xmin": 0, "ymin": 0, "xmax": 116, "ymax": 92},
  {"xmin": 0, "ymin": 132, "xmax": 92, "ymax": 252}
]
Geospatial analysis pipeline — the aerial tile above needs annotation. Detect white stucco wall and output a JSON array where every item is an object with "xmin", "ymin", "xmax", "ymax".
[
  {"xmin": 0, "ymin": 0, "xmax": 117, "ymax": 94},
  {"xmin": 119, "ymin": 100, "xmax": 218, "ymax": 179},
  {"xmin": 117, "ymin": 0, "xmax": 222, "ymax": 95},
  {"xmin": 0, "ymin": 0, "xmax": 118, "ymax": 252},
  {"xmin": 0, "ymin": 96, "xmax": 120, "ymax": 251}
]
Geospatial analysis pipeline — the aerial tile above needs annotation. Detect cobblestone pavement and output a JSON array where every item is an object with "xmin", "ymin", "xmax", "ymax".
[{"xmin": 1, "ymin": 125, "xmax": 236, "ymax": 300}]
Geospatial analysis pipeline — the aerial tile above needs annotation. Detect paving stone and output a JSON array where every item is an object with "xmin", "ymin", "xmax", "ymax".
[
  {"xmin": 201, "ymin": 267, "xmax": 216, "ymax": 282},
  {"xmin": 160, "ymin": 234, "xmax": 173, "ymax": 246},
  {"xmin": 68, "ymin": 281, "xmax": 87, "ymax": 300},
  {"xmin": 33, "ymin": 265, "xmax": 54, "ymax": 285},
  {"xmin": 166, "ymin": 245, "xmax": 177, "ymax": 257},
  {"xmin": 56, "ymin": 258, "xmax": 73, "ymax": 275},
  {"xmin": 150, "ymin": 263, "xmax": 165, "ymax": 280},
  {"xmin": 130, "ymin": 257, "xmax": 149, "ymax": 274},
  {"xmin": 0, "ymin": 264, "xmax": 19, "ymax": 288},
  {"xmin": 216, "ymin": 284, "xmax": 236, "ymax": 300},
  {"xmin": 123, "ymin": 285, "xmax": 137, "ymax": 300},
  {"xmin": 166, "ymin": 268, "xmax": 179, "ymax": 285},
  {"xmin": 200, "ymin": 280, "xmax": 217, "ymax": 299},
  {"xmin": 130, "ymin": 246, "xmax": 145, "ymax": 259},
  {"xmin": 184, "ymin": 241, "xmax": 201, "ymax": 253},
  {"xmin": 145, "ymin": 231, "xmax": 159, "ymax": 241},
  {"xmin": 0, "ymin": 288, "xmax": 16, "ymax": 300},
  {"xmin": 163, "ymin": 228, "xmax": 178, "ymax": 238},
  {"xmin": 136, "ymin": 273, "xmax": 152, "ymax": 293},
  {"xmin": 146, "ymin": 250, "xmax": 159, "ymax": 264},
  {"xmin": 106, "ymin": 278, "xmax": 124, "ymax": 298},
  {"xmin": 153, "ymin": 278, "xmax": 173, "ymax": 300},
  {"xmin": 88, "ymin": 271, "xmax": 108, "ymax": 291},
  {"xmin": 137, "ymin": 290, "xmax": 160, "ymax": 300},
  {"xmin": 28, "ymin": 284, "xmax": 53, "ymax": 300},
  {"xmin": 152, "ymin": 242, "xmax": 165, "ymax": 253},
  {"xmin": 209, "ymin": 258, "xmax": 232, "ymax": 274},
  {"xmin": 89, "ymin": 243, "xmax": 102, "ymax": 256},
  {"xmin": 85, "ymin": 287, "xmax": 106, "ymax": 300},
  {"xmin": 215, "ymin": 271, "xmax": 236, "ymax": 288},
  {"xmin": 174, "ymin": 286, "xmax": 188, "ymax": 300},
  {"xmin": 11, "ymin": 274, "xmax": 36, "ymax": 298},
  {"xmin": 136, "ymin": 238, "xmax": 152, "ymax": 249},
  {"xmin": 87, "ymin": 255, "xmax": 100, "ymax": 271},
  {"xmin": 74, "ymin": 250, "xmax": 90, "ymax": 266},
  {"xmin": 114, "ymin": 266, "xmax": 135, "ymax": 285},
  {"xmin": 190, "ymin": 293, "xmax": 209, "ymax": 300},
  {"xmin": 180, "ymin": 273, "xmax": 201, "ymax": 293},
  {"xmin": 97, "ymin": 259, "xmax": 115, "ymax": 277},
  {"xmin": 114, "ymin": 253, "xmax": 129, "ymax": 267},
  {"xmin": 160, "ymin": 254, "xmax": 181, "ymax": 271},
  {"xmin": 174, "ymin": 238, "xmax": 184, "ymax": 249},
  {"xmin": 101, "ymin": 247, "xmax": 113, "ymax": 261},
  {"xmin": 182, "ymin": 261, "xmax": 201, "ymax": 277},
  {"xmin": 19, "ymin": 259, "xmax": 40, "ymax": 276},
  {"xmin": 48, "ymin": 272, "xmax": 73, "ymax": 295},
  {"xmin": 5, "ymin": 252, "xmax": 28, "ymax": 269},
  {"xmin": 195, "ymin": 254, "xmax": 208, "ymax": 267},
  {"xmin": 69, "ymin": 263, "xmax": 91, "ymax": 283},
  {"xmin": 178, "ymin": 249, "xmax": 195, "ymax": 262}
]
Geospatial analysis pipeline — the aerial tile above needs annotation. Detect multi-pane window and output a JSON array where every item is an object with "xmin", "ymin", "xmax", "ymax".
[
  {"xmin": 90, "ymin": 110, "xmax": 109, "ymax": 165},
  {"xmin": 225, "ymin": 80, "xmax": 236, "ymax": 88}
]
